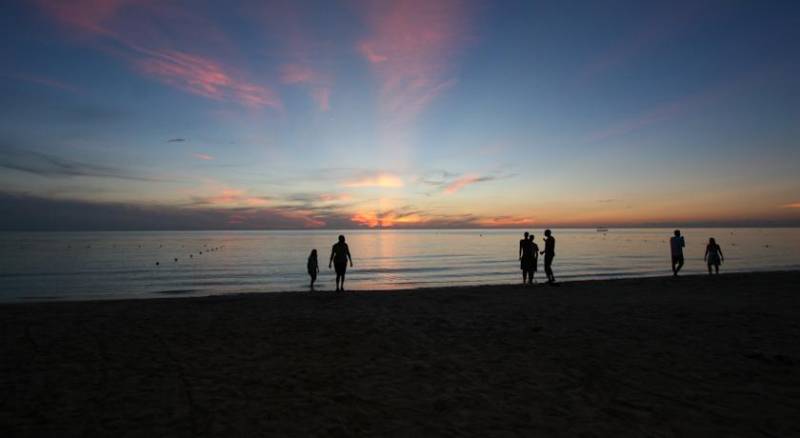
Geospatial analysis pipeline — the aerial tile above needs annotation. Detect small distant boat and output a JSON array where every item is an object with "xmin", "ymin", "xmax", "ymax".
[{"xmin": 596, "ymin": 227, "xmax": 609, "ymax": 232}]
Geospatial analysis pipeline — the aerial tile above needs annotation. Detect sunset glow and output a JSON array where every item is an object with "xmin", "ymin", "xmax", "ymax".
[{"xmin": 1, "ymin": 1, "xmax": 798, "ymax": 230}]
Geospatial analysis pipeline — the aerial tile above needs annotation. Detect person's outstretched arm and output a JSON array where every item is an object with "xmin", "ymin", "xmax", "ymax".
[
  {"xmin": 704, "ymin": 246, "xmax": 709, "ymax": 262},
  {"xmin": 719, "ymin": 246, "xmax": 724, "ymax": 262},
  {"xmin": 519, "ymin": 241, "xmax": 523, "ymax": 260},
  {"xmin": 329, "ymin": 246, "xmax": 334, "ymax": 268}
]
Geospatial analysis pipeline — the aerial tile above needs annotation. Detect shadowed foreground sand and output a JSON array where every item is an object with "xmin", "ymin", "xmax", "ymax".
[{"xmin": 2, "ymin": 272, "xmax": 799, "ymax": 436}]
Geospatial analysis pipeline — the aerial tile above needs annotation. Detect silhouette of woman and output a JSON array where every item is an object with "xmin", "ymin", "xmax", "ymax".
[
  {"xmin": 329, "ymin": 235, "xmax": 353, "ymax": 291},
  {"xmin": 307, "ymin": 249, "xmax": 319, "ymax": 290},
  {"xmin": 704, "ymin": 238, "xmax": 724, "ymax": 275}
]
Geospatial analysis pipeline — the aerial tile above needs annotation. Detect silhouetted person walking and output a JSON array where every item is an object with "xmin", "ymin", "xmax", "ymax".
[
  {"xmin": 307, "ymin": 249, "xmax": 319, "ymax": 290},
  {"xmin": 329, "ymin": 235, "xmax": 353, "ymax": 291},
  {"xmin": 670, "ymin": 229, "xmax": 685, "ymax": 276},
  {"xmin": 529, "ymin": 234, "xmax": 539, "ymax": 284},
  {"xmin": 541, "ymin": 229, "xmax": 556, "ymax": 284},
  {"xmin": 704, "ymin": 237, "xmax": 724, "ymax": 275},
  {"xmin": 519, "ymin": 232, "xmax": 533, "ymax": 284}
]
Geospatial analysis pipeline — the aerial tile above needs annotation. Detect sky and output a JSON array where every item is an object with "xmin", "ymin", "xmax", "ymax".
[{"xmin": 1, "ymin": 0, "xmax": 799, "ymax": 230}]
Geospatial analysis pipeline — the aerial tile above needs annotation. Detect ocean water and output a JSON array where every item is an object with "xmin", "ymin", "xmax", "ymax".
[{"xmin": 0, "ymin": 228, "xmax": 798, "ymax": 302}]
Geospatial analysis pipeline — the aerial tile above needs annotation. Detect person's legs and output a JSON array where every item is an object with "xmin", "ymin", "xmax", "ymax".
[
  {"xmin": 708, "ymin": 263, "xmax": 712, "ymax": 275},
  {"xmin": 714, "ymin": 263, "xmax": 719, "ymax": 274},
  {"xmin": 676, "ymin": 256, "xmax": 684, "ymax": 275},
  {"xmin": 544, "ymin": 255, "xmax": 554, "ymax": 283},
  {"xmin": 672, "ymin": 256, "xmax": 678, "ymax": 276}
]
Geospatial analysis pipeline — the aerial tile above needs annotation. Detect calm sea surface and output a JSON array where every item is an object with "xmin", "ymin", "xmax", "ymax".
[{"xmin": 1, "ymin": 228, "xmax": 798, "ymax": 302}]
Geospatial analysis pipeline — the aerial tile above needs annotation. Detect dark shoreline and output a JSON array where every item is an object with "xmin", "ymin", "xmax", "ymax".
[
  {"xmin": 1, "ymin": 269, "xmax": 798, "ymax": 305},
  {"xmin": 2, "ymin": 271, "xmax": 799, "ymax": 436}
]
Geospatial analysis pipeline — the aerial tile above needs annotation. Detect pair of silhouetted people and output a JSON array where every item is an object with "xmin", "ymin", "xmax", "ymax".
[
  {"xmin": 519, "ymin": 230, "xmax": 556, "ymax": 285},
  {"xmin": 307, "ymin": 235, "xmax": 353, "ymax": 291},
  {"xmin": 518, "ymin": 232, "xmax": 539, "ymax": 284},
  {"xmin": 670, "ymin": 230, "xmax": 725, "ymax": 276}
]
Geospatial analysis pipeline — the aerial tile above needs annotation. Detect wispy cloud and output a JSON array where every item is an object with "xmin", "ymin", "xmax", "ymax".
[
  {"xmin": 35, "ymin": 0, "xmax": 281, "ymax": 109},
  {"xmin": 443, "ymin": 175, "xmax": 495, "ymax": 194},
  {"xmin": 782, "ymin": 203, "xmax": 800, "ymax": 209},
  {"xmin": 475, "ymin": 215, "xmax": 535, "ymax": 227},
  {"xmin": 137, "ymin": 50, "xmax": 281, "ymax": 109},
  {"xmin": 188, "ymin": 189, "xmax": 269, "ymax": 208},
  {"xmin": 280, "ymin": 63, "xmax": 331, "ymax": 111},
  {"xmin": 167, "ymin": 138, "xmax": 186, "ymax": 143},
  {"xmin": 191, "ymin": 153, "xmax": 214, "ymax": 161},
  {"xmin": 357, "ymin": 0, "xmax": 473, "ymax": 124},
  {"xmin": 8, "ymin": 73, "xmax": 80, "ymax": 93},
  {"xmin": 0, "ymin": 147, "xmax": 165, "ymax": 182}
]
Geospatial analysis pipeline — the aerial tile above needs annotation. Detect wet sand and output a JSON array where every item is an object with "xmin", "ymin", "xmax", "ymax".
[{"xmin": 1, "ymin": 272, "xmax": 799, "ymax": 436}]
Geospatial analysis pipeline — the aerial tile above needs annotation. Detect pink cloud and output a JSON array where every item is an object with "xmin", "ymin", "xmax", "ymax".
[
  {"xmin": 35, "ymin": 0, "xmax": 281, "ymax": 110},
  {"xmin": 782, "ymin": 203, "xmax": 800, "ymax": 209},
  {"xmin": 357, "ymin": 0, "xmax": 472, "ymax": 124},
  {"xmin": 444, "ymin": 175, "xmax": 493, "ymax": 194},
  {"xmin": 280, "ymin": 64, "xmax": 318, "ymax": 84},
  {"xmin": 310, "ymin": 87, "xmax": 330, "ymax": 111},
  {"xmin": 191, "ymin": 153, "xmax": 214, "ymax": 161},
  {"xmin": 137, "ymin": 50, "xmax": 281, "ymax": 109},
  {"xmin": 280, "ymin": 63, "xmax": 331, "ymax": 111},
  {"xmin": 319, "ymin": 193, "xmax": 351, "ymax": 202}
]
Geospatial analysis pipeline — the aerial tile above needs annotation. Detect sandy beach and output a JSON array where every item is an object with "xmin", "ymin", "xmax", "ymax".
[{"xmin": 1, "ymin": 272, "xmax": 799, "ymax": 436}]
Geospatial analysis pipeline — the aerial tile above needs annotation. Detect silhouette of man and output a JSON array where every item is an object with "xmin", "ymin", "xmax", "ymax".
[
  {"xmin": 541, "ymin": 229, "xmax": 556, "ymax": 284},
  {"xmin": 519, "ymin": 231, "xmax": 533, "ymax": 284},
  {"xmin": 329, "ymin": 235, "xmax": 353, "ymax": 291},
  {"xmin": 670, "ymin": 229, "xmax": 685, "ymax": 276}
]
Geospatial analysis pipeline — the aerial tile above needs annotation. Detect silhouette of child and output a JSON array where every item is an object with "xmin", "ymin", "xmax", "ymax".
[
  {"xmin": 529, "ymin": 234, "xmax": 539, "ymax": 284},
  {"xmin": 307, "ymin": 249, "xmax": 319, "ymax": 290},
  {"xmin": 704, "ymin": 238, "xmax": 724, "ymax": 275}
]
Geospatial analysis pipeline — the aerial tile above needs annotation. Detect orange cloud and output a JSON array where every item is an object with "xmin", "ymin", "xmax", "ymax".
[
  {"xmin": 191, "ymin": 153, "xmax": 214, "ymax": 161},
  {"xmin": 191, "ymin": 189, "xmax": 269, "ymax": 208},
  {"xmin": 782, "ymin": 203, "xmax": 800, "ymax": 209},
  {"xmin": 342, "ymin": 173, "xmax": 404, "ymax": 188},
  {"xmin": 350, "ymin": 210, "xmax": 423, "ymax": 228},
  {"xmin": 475, "ymin": 216, "xmax": 535, "ymax": 227}
]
